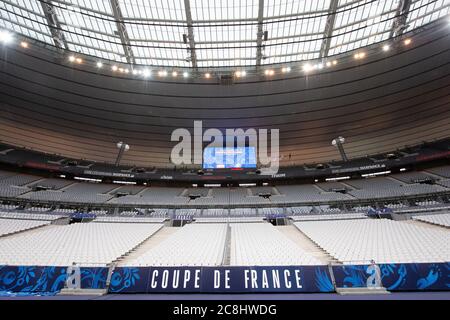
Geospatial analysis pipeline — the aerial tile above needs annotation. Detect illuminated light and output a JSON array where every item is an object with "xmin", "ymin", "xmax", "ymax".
[
  {"xmin": 68, "ymin": 55, "xmax": 76, "ymax": 62},
  {"xmin": 382, "ymin": 44, "xmax": 390, "ymax": 52},
  {"xmin": 124, "ymin": 68, "xmax": 129, "ymax": 73},
  {"xmin": 281, "ymin": 66, "xmax": 291, "ymax": 73},
  {"xmin": 183, "ymin": 71, "xmax": 189, "ymax": 78},
  {"xmin": 317, "ymin": 63, "xmax": 324, "ymax": 69},
  {"xmin": 96, "ymin": 61, "xmax": 103, "ymax": 68},
  {"xmin": 326, "ymin": 61, "xmax": 332, "ymax": 67},
  {"xmin": 332, "ymin": 60, "xmax": 337, "ymax": 65},
  {"xmin": 118, "ymin": 67, "xmax": 124, "ymax": 73},
  {"xmin": 158, "ymin": 70, "xmax": 168, "ymax": 77},
  {"xmin": 111, "ymin": 65, "xmax": 118, "ymax": 71},
  {"xmin": 235, "ymin": 70, "xmax": 246, "ymax": 77},
  {"xmin": 205, "ymin": 72, "xmax": 211, "ymax": 78},
  {"xmin": 264, "ymin": 69, "xmax": 274, "ymax": 76},
  {"xmin": 354, "ymin": 52, "xmax": 365, "ymax": 59},
  {"xmin": 303, "ymin": 63, "xmax": 313, "ymax": 72},
  {"xmin": 172, "ymin": 71, "xmax": 178, "ymax": 77},
  {"xmin": 0, "ymin": 31, "xmax": 13, "ymax": 44},
  {"xmin": 241, "ymin": 70, "xmax": 246, "ymax": 77},
  {"xmin": 20, "ymin": 41, "xmax": 28, "ymax": 48},
  {"xmin": 142, "ymin": 69, "xmax": 150, "ymax": 77},
  {"xmin": 75, "ymin": 57, "xmax": 83, "ymax": 64},
  {"xmin": 404, "ymin": 38, "xmax": 412, "ymax": 46},
  {"xmin": 132, "ymin": 69, "xmax": 138, "ymax": 75}
]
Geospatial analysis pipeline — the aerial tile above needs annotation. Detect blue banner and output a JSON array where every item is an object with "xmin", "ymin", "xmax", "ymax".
[
  {"xmin": 109, "ymin": 266, "xmax": 335, "ymax": 293},
  {"xmin": 0, "ymin": 265, "xmax": 108, "ymax": 293},
  {"xmin": 332, "ymin": 262, "xmax": 450, "ymax": 291}
]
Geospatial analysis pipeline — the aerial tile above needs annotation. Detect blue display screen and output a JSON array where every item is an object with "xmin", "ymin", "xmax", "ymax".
[{"xmin": 203, "ymin": 147, "xmax": 256, "ymax": 169}]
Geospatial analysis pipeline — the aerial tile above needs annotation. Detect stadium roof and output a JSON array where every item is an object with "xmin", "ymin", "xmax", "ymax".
[{"xmin": 0, "ymin": 0, "xmax": 449, "ymax": 70}]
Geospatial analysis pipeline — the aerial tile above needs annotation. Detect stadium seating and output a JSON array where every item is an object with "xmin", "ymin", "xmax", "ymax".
[
  {"xmin": 230, "ymin": 223, "xmax": 321, "ymax": 266},
  {"xmin": 0, "ymin": 218, "xmax": 49, "ymax": 237},
  {"xmin": 0, "ymin": 168, "xmax": 449, "ymax": 207},
  {"xmin": 126, "ymin": 224, "xmax": 227, "ymax": 266},
  {"xmin": 294, "ymin": 219, "xmax": 449, "ymax": 264},
  {"xmin": 412, "ymin": 213, "xmax": 450, "ymax": 227},
  {"xmin": 0, "ymin": 222, "xmax": 163, "ymax": 266}
]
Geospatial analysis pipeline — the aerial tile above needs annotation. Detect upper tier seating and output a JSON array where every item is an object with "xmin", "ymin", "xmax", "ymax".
[
  {"xmin": 0, "ymin": 222, "xmax": 163, "ymax": 266},
  {"xmin": 272, "ymin": 185, "xmax": 352, "ymax": 203},
  {"xmin": 294, "ymin": 219, "xmax": 449, "ymax": 264},
  {"xmin": 108, "ymin": 188, "xmax": 187, "ymax": 205},
  {"xmin": 230, "ymin": 223, "xmax": 321, "ymax": 266},
  {"xmin": 0, "ymin": 168, "xmax": 448, "ymax": 206},
  {"xmin": 28, "ymin": 178, "xmax": 74, "ymax": 190},
  {"xmin": 391, "ymin": 172, "xmax": 434, "ymax": 183},
  {"xmin": 425, "ymin": 165, "xmax": 450, "ymax": 178}
]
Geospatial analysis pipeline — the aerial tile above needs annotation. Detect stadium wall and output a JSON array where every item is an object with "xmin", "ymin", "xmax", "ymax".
[{"xmin": 0, "ymin": 263, "xmax": 448, "ymax": 294}]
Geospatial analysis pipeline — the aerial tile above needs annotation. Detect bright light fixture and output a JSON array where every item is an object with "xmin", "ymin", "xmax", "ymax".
[
  {"xmin": 96, "ymin": 61, "xmax": 103, "ymax": 68},
  {"xmin": 68, "ymin": 55, "xmax": 76, "ymax": 62},
  {"xmin": 0, "ymin": 31, "xmax": 13, "ymax": 44},
  {"xmin": 303, "ymin": 64, "xmax": 313, "ymax": 72},
  {"xmin": 142, "ymin": 69, "xmax": 150, "ymax": 77}
]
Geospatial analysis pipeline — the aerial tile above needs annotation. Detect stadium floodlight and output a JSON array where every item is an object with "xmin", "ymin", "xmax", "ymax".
[
  {"xmin": 115, "ymin": 142, "xmax": 130, "ymax": 166},
  {"xmin": 111, "ymin": 65, "xmax": 118, "ymax": 71},
  {"xmin": 205, "ymin": 72, "xmax": 211, "ymax": 78},
  {"xmin": 281, "ymin": 67, "xmax": 291, "ymax": 73},
  {"xmin": 303, "ymin": 64, "xmax": 313, "ymax": 72},
  {"xmin": 332, "ymin": 136, "xmax": 348, "ymax": 162},
  {"xmin": 142, "ymin": 69, "xmax": 151, "ymax": 77},
  {"xmin": 96, "ymin": 61, "xmax": 103, "ymax": 68},
  {"xmin": 183, "ymin": 71, "xmax": 189, "ymax": 78},
  {"xmin": 68, "ymin": 55, "xmax": 76, "ymax": 62},
  {"xmin": 404, "ymin": 38, "xmax": 412, "ymax": 46},
  {"xmin": 20, "ymin": 41, "xmax": 28, "ymax": 48},
  {"xmin": 0, "ymin": 30, "xmax": 13, "ymax": 44},
  {"xmin": 382, "ymin": 44, "xmax": 390, "ymax": 52},
  {"xmin": 354, "ymin": 52, "xmax": 366, "ymax": 59},
  {"xmin": 172, "ymin": 71, "xmax": 178, "ymax": 77}
]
